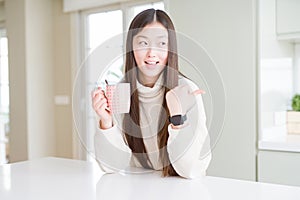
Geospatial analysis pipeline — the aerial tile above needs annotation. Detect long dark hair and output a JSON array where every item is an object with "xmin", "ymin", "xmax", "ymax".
[{"xmin": 123, "ymin": 9, "xmax": 179, "ymax": 176}]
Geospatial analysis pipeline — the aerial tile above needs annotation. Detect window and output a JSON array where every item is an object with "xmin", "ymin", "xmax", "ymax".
[
  {"xmin": 0, "ymin": 28, "xmax": 9, "ymax": 164},
  {"xmin": 79, "ymin": 1, "xmax": 164, "ymax": 160},
  {"xmin": 87, "ymin": 9, "xmax": 124, "ymax": 86}
]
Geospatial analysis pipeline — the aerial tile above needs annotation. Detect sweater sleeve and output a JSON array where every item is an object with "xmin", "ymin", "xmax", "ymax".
[
  {"xmin": 167, "ymin": 88, "xmax": 212, "ymax": 179},
  {"xmin": 94, "ymin": 124, "xmax": 132, "ymax": 173}
]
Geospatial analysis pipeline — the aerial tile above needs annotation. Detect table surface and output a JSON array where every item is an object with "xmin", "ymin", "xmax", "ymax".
[{"xmin": 0, "ymin": 157, "xmax": 300, "ymax": 200}]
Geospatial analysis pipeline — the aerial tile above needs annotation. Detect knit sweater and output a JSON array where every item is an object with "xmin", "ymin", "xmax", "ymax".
[{"xmin": 94, "ymin": 74, "xmax": 211, "ymax": 178}]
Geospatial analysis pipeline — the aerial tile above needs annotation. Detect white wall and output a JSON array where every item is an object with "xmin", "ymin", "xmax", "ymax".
[
  {"xmin": 169, "ymin": 0, "xmax": 257, "ymax": 180},
  {"xmin": 259, "ymin": 0, "xmax": 294, "ymax": 130},
  {"xmin": 53, "ymin": 0, "xmax": 73, "ymax": 158},
  {"xmin": 6, "ymin": 0, "xmax": 57, "ymax": 161},
  {"xmin": 294, "ymin": 44, "xmax": 300, "ymax": 94},
  {"xmin": 26, "ymin": 0, "xmax": 56, "ymax": 159},
  {"xmin": 0, "ymin": 2, "xmax": 4, "ymax": 22},
  {"xmin": 6, "ymin": 0, "xmax": 29, "ymax": 162},
  {"xmin": 5, "ymin": 0, "xmax": 74, "ymax": 162}
]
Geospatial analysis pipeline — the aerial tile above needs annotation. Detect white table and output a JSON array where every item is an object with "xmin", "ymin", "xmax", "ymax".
[{"xmin": 0, "ymin": 157, "xmax": 300, "ymax": 200}]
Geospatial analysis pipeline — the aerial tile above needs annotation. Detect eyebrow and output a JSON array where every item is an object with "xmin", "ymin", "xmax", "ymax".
[{"xmin": 135, "ymin": 35, "xmax": 168, "ymax": 39}]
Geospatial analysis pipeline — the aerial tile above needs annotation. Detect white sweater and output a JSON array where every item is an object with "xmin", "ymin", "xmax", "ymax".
[{"xmin": 94, "ymin": 75, "xmax": 211, "ymax": 179}]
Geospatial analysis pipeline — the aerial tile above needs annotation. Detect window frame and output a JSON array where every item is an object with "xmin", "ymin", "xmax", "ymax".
[
  {"xmin": 74, "ymin": 0, "xmax": 166, "ymax": 160},
  {"xmin": 0, "ymin": 22, "xmax": 9, "ymax": 164}
]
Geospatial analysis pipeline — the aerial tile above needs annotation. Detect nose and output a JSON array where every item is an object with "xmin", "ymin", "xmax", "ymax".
[{"xmin": 146, "ymin": 47, "xmax": 157, "ymax": 58}]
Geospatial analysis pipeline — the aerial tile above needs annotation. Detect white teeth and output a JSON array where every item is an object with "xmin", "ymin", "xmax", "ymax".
[{"xmin": 145, "ymin": 61, "xmax": 158, "ymax": 65}]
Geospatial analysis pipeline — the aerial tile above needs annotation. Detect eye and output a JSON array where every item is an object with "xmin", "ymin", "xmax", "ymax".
[
  {"xmin": 138, "ymin": 41, "xmax": 148, "ymax": 47},
  {"xmin": 159, "ymin": 41, "xmax": 167, "ymax": 47}
]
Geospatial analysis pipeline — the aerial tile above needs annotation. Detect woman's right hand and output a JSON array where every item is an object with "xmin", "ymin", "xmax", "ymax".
[{"xmin": 91, "ymin": 87, "xmax": 113, "ymax": 129}]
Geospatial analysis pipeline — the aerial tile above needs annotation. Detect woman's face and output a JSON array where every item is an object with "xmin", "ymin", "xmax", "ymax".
[{"xmin": 133, "ymin": 22, "xmax": 168, "ymax": 86}]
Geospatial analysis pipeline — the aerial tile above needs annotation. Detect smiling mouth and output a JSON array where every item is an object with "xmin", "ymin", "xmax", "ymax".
[{"xmin": 145, "ymin": 61, "xmax": 159, "ymax": 65}]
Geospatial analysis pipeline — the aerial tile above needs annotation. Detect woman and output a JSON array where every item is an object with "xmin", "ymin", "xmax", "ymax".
[{"xmin": 92, "ymin": 9, "xmax": 211, "ymax": 178}]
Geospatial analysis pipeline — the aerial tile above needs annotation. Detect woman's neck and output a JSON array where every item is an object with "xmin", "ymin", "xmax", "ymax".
[{"xmin": 138, "ymin": 75, "xmax": 159, "ymax": 88}]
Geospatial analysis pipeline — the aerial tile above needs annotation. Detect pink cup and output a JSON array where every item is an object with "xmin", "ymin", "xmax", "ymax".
[{"xmin": 106, "ymin": 83, "xmax": 130, "ymax": 114}]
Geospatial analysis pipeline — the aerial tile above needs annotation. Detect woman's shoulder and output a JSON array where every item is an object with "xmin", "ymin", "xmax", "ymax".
[{"xmin": 178, "ymin": 75, "xmax": 199, "ymax": 90}]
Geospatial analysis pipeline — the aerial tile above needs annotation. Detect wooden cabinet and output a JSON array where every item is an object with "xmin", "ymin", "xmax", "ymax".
[
  {"xmin": 276, "ymin": 0, "xmax": 300, "ymax": 40},
  {"xmin": 258, "ymin": 150, "xmax": 300, "ymax": 186}
]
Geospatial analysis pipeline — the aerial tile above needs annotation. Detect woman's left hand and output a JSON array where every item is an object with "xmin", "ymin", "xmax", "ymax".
[{"xmin": 166, "ymin": 85, "xmax": 205, "ymax": 116}]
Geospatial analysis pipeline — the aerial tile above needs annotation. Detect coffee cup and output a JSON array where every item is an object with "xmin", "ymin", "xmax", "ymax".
[{"xmin": 106, "ymin": 82, "xmax": 130, "ymax": 114}]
